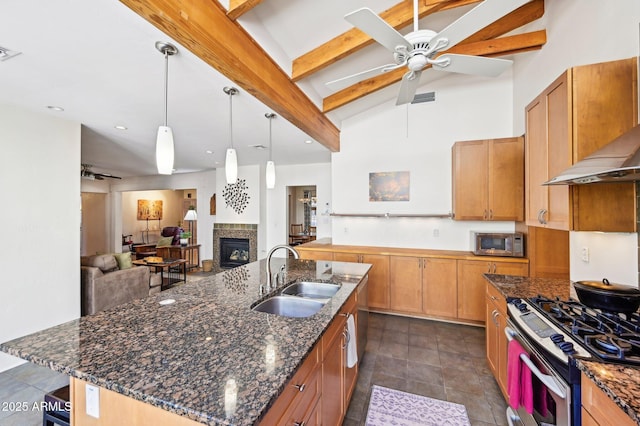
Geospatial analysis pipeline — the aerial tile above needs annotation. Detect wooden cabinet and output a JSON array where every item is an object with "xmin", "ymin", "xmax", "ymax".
[
  {"xmin": 260, "ymin": 345, "xmax": 322, "ymax": 426},
  {"xmin": 389, "ymin": 256, "xmax": 423, "ymax": 313},
  {"xmin": 525, "ymin": 57, "xmax": 638, "ymax": 231},
  {"xmin": 334, "ymin": 252, "xmax": 390, "ymax": 310},
  {"xmin": 298, "ymin": 249, "xmax": 333, "ymax": 261},
  {"xmin": 453, "ymin": 137, "xmax": 524, "ymax": 221},
  {"xmin": 389, "ymin": 256, "xmax": 457, "ymax": 318},
  {"xmin": 422, "ymin": 258, "xmax": 458, "ymax": 319},
  {"xmin": 458, "ymin": 260, "xmax": 527, "ymax": 322},
  {"xmin": 321, "ymin": 293, "xmax": 357, "ymax": 426},
  {"xmin": 485, "ymin": 283, "xmax": 509, "ymax": 399},
  {"xmin": 581, "ymin": 372, "xmax": 635, "ymax": 426}
]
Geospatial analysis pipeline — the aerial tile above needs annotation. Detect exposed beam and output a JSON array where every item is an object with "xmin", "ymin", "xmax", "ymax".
[
  {"xmin": 292, "ymin": 0, "xmax": 481, "ymax": 82},
  {"xmin": 119, "ymin": 0, "xmax": 340, "ymax": 152},
  {"xmin": 322, "ymin": 30, "xmax": 547, "ymax": 112},
  {"xmin": 227, "ymin": 0, "xmax": 264, "ymax": 21}
]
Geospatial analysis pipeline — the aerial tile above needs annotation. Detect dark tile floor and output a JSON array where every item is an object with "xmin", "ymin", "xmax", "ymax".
[
  {"xmin": 0, "ymin": 312, "xmax": 507, "ymax": 426},
  {"xmin": 344, "ymin": 312, "xmax": 508, "ymax": 426}
]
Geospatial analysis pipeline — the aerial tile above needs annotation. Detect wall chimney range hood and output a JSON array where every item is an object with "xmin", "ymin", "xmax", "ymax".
[{"xmin": 544, "ymin": 125, "xmax": 640, "ymax": 185}]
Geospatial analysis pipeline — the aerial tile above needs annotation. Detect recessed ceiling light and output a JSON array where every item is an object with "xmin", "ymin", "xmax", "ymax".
[
  {"xmin": 114, "ymin": 125, "xmax": 128, "ymax": 130},
  {"xmin": 304, "ymin": 140, "xmax": 313, "ymax": 144},
  {"xmin": 46, "ymin": 106, "xmax": 64, "ymax": 112},
  {"xmin": 206, "ymin": 150, "xmax": 214, "ymax": 154},
  {"xmin": 249, "ymin": 144, "xmax": 267, "ymax": 150}
]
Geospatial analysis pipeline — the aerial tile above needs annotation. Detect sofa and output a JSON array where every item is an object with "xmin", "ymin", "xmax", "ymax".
[{"xmin": 80, "ymin": 253, "xmax": 161, "ymax": 315}]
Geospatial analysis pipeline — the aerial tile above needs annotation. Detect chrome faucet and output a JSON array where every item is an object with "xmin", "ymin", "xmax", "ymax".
[{"xmin": 265, "ymin": 244, "xmax": 299, "ymax": 291}]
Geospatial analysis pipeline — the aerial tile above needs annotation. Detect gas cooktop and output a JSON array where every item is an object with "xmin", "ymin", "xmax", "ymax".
[{"xmin": 529, "ymin": 295, "xmax": 640, "ymax": 365}]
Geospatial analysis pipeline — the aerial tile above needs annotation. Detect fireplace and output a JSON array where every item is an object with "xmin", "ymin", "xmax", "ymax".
[
  {"xmin": 212, "ymin": 223, "xmax": 258, "ymax": 273},
  {"xmin": 220, "ymin": 238, "xmax": 250, "ymax": 269}
]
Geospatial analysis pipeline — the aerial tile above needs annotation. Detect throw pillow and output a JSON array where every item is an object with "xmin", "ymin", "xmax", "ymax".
[
  {"xmin": 156, "ymin": 236, "xmax": 174, "ymax": 247},
  {"xmin": 114, "ymin": 252, "xmax": 133, "ymax": 270},
  {"xmin": 85, "ymin": 254, "xmax": 119, "ymax": 273}
]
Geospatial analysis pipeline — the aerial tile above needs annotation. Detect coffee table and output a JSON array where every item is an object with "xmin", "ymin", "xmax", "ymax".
[{"xmin": 133, "ymin": 258, "xmax": 187, "ymax": 290}]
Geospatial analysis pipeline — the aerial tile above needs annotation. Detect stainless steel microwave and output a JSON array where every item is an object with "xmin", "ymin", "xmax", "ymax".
[{"xmin": 472, "ymin": 232, "xmax": 524, "ymax": 257}]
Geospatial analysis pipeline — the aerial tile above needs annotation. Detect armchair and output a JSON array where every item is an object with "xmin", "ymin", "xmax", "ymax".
[{"xmin": 161, "ymin": 226, "xmax": 183, "ymax": 246}]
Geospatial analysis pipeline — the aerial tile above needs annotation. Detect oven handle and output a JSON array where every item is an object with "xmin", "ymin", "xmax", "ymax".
[{"xmin": 504, "ymin": 326, "xmax": 567, "ymax": 399}]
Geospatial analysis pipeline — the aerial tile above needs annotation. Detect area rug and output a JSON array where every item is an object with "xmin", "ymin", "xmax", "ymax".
[{"xmin": 365, "ymin": 385, "xmax": 471, "ymax": 426}]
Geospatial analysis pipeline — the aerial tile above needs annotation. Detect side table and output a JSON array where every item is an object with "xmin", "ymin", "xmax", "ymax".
[{"xmin": 156, "ymin": 244, "xmax": 200, "ymax": 271}]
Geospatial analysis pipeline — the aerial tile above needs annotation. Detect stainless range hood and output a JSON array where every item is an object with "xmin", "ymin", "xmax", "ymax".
[{"xmin": 544, "ymin": 125, "xmax": 640, "ymax": 185}]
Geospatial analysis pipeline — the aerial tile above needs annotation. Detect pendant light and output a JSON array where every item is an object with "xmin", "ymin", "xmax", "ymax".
[
  {"xmin": 265, "ymin": 112, "xmax": 276, "ymax": 189},
  {"xmin": 224, "ymin": 86, "xmax": 238, "ymax": 184},
  {"xmin": 155, "ymin": 41, "xmax": 178, "ymax": 175}
]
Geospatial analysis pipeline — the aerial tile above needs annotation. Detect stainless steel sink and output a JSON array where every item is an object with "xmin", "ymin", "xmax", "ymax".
[
  {"xmin": 281, "ymin": 282, "xmax": 341, "ymax": 300},
  {"xmin": 252, "ymin": 296, "xmax": 325, "ymax": 318}
]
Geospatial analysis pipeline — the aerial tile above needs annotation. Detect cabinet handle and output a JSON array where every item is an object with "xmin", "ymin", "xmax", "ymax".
[
  {"xmin": 483, "ymin": 209, "xmax": 488, "ymax": 220},
  {"xmin": 341, "ymin": 330, "xmax": 349, "ymax": 349},
  {"xmin": 492, "ymin": 263, "xmax": 497, "ymax": 273},
  {"xmin": 487, "ymin": 263, "xmax": 491, "ymax": 273},
  {"xmin": 492, "ymin": 310, "xmax": 499, "ymax": 326},
  {"xmin": 292, "ymin": 383, "xmax": 306, "ymax": 392},
  {"xmin": 541, "ymin": 209, "xmax": 548, "ymax": 224},
  {"xmin": 489, "ymin": 209, "xmax": 493, "ymax": 220},
  {"xmin": 537, "ymin": 209, "xmax": 543, "ymax": 224}
]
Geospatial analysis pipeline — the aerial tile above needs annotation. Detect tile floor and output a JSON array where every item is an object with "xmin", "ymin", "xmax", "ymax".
[
  {"xmin": 0, "ymin": 312, "xmax": 507, "ymax": 425},
  {"xmin": 344, "ymin": 312, "xmax": 508, "ymax": 426}
]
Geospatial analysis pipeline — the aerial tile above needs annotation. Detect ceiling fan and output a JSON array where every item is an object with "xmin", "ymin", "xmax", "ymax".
[
  {"xmin": 326, "ymin": 0, "xmax": 529, "ymax": 105},
  {"xmin": 81, "ymin": 164, "xmax": 121, "ymax": 180}
]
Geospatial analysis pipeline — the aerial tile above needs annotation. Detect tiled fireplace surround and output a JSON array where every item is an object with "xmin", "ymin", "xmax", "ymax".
[{"xmin": 212, "ymin": 223, "xmax": 258, "ymax": 273}]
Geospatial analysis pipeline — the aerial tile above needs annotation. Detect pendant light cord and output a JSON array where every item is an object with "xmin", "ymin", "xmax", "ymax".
[
  {"xmin": 268, "ymin": 115, "xmax": 273, "ymax": 161},
  {"xmin": 163, "ymin": 50, "xmax": 169, "ymax": 127},
  {"xmin": 229, "ymin": 91, "xmax": 234, "ymax": 149}
]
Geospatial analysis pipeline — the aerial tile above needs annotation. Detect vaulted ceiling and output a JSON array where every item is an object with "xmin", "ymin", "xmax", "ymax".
[{"xmin": 1, "ymin": 0, "xmax": 545, "ymax": 177}]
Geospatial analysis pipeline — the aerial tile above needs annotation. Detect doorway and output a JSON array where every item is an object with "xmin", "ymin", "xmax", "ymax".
[
  {"xmin": 287, "ymin": 185, "xmax": 316, "ymax": 245},
  {"xmin": 81, "ymin": 192, "xmax": 107, "ymax": 255}
]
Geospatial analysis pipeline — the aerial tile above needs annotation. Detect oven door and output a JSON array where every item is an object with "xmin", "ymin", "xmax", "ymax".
[{"xmin": 504, "ymin": 322, "xmax": 571, "ymax": 426}]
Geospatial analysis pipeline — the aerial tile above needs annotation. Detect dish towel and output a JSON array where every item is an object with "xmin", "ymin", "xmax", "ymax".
[
  {"xmin": 346, "ymin": 314, "xmax": 358, "ymax": 368},
  {"xmin": 507, "ymin": 339, "xmax": 534, "ymax": 414}
]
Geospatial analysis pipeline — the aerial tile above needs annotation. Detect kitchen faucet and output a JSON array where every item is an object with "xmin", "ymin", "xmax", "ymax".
[{"xmin": 265, "ymin": 244, "xmax": 299, "ymax": 291}]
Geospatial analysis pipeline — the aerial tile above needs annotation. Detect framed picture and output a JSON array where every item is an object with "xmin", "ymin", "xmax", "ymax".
[
  {"xmin": 137, "ymin": 199, "xmax": 163, "ymax": 220},
  {"xmin": 369, "ymin": 171, "xmax": 410, "ymax": 202}
]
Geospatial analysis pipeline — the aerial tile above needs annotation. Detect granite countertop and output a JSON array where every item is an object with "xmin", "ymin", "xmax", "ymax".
[
  {"xmin": 0, "ymin": 258, "xmax": 371, "ymax": 425},
  {"xmin": 483, "ymin": 274, "xmax": 640, "ymax": 424}
]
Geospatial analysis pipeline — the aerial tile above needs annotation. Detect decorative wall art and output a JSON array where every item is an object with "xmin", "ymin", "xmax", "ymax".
[
  {"xmin": 222, "ymin": 179, "xmax": 250, "ymax": 214},
  {"xmin": 369, "ymin": 171, "xmax": 410, "ymax": 202},
  {"xmin": 137, "ymin": 199, "xmax": 163, "ymax": 220},
  {"xmin": 210, "ymin": 194, "xmax": 216, "ymax": 215}
]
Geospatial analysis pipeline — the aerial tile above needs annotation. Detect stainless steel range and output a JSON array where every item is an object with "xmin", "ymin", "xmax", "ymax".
[{"xmin": 505, "ymin": 295, "xmax": 640, "ymax": 426}]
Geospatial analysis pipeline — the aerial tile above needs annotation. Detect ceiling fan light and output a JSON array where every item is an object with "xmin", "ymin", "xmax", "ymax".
[
  {"xmin": 225, "ymin": 148, "xmax": 238, "ymax": 184},
  {"xmin": 156, "ymin": 125, "xmax": 174, "ymax": 175},
  {"xmin": 266, "ymin": 160, "xmax": 276, "ymax": 189}
]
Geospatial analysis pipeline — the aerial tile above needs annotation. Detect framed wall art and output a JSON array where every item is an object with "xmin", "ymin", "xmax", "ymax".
[{"xmin": 369, "ymin": 171, "xmax": 410, "ymax": 202}]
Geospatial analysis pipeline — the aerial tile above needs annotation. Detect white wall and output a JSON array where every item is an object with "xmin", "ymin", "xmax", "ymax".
[
  {"xmin": 512, "ymin": 0, "xmax": 640, "ymax": 284},
  {"xmin": 0, "ymin": 104, "xmax": 81, "ymax": 372},
  {"xmin": 262, "ymin": 163, "xmax": 332, "ymax": 258},
  {"xmin": 332, "ymin": 71, "xmax": 517, "ymax": 250}
]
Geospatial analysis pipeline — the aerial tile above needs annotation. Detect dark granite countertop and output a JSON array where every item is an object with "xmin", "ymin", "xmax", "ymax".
[
  {"xmin": 0, "ymin": 258, "xmax": 371, "ymax": 425},
  {"xmin": 483, "ymin": 274, "xmax": 640, "ymax": 424}
]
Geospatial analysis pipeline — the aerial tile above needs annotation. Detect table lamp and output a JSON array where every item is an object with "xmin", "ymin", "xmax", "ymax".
[{"xmin": 183, "ymin": 209, "xmax": 197, "ymax": 243}]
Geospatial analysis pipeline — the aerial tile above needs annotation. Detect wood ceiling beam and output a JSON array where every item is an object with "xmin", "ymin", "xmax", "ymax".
[
  {"xmin": 227, "ymin": 0, "xmax": 264, "ymax": 21},
  {"xmin": 322, "ymin": 30, "xmax": 547, "ymax": 112},
  {"xmin": 292, "ymin": 0, "xmax": 481, "ymax": 82},
  {"xmin": 293, "ymin": 0, "xmax": 543, "ymax": 82},
  {"xmin": 119, "ymin": 0, "xmax": 340, "ymax": 152}
]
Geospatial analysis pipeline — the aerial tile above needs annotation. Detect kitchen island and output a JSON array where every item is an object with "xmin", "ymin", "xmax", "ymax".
[
  {"xmin": 484, "ymin": 274, "xmax": 640, "ymax": 425},
  {"xmin": 0, "ymin": 257, "xmax": 371, "ymax": 425}
]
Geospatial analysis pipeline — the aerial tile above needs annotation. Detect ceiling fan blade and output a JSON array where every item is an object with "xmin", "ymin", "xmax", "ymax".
[
  {"xmin": 431, "ymin": 0, "xmax": 530, "ymax": 52},
  {"xmin": 396, "ymin": 70, "xmax": 423, "ymax": 106},
  {"xmin": 326, "ymin": 62, "xmax": 405, "ymax": 91},
  {"xmin": 95, "ymin": 173, "xmax": 122, "ymax": 179},
  {"xmin": 432, "ymin": 54, "xmax": 512, "ymax": 77},
  {"xmin": 345, "ymin": 8, "xmax": 412, "ymax": 53}
]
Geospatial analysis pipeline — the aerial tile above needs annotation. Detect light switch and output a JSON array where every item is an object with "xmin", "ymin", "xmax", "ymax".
[{"xmin": 86, "ymin": 384, "xmax": 100, "ymax": 418}]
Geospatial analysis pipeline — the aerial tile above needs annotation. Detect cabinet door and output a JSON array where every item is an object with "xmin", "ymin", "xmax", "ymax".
[
  {"xmin": 362, "ymin": 254, "xmax": 390, "ymax": 310},
  {"xmin": 496, "ymin": 307, "xmax": 509, "ymax": 398},
  {"xmin": 298, "ymin": 249, "xmax": 333, "ymax": 261},
  {"xmin": 485, "ymin": 294, "xmax": 499, "ymax": 376},
  {"xmin": 333, "ymin": 252, "xmax": 359, "ymax": 262},
  {"xmin": 545, "ymin": 74, "xmax": 572, "ymax": 229},
  {"xmin": 456, "ymin": 260, "xmax": 491, "ymax": 322},
  {"xmin": 493, "ymin": 261, "xmax": 528, "ymax": 277},
  {"xmin": 423, "ymin": 258, "xmax": 457, "ymax": 318},
  {"xmin": 322, "ymin": 322, "xmax": 345, "ymax": 426},
  {"xmin": 488, "ymin": 138, "xmax": 524, "ymax": 221},
  {"xmin": 525, "ymin": 95, "xmax": 550, "ymax": 227},
  {"xmin": 389, "ymin": 256, "xmax": 423, "ymax": 313},
  {"xmin": 452, "ymin": 140, "xmax": 488, "ymax": 221}
]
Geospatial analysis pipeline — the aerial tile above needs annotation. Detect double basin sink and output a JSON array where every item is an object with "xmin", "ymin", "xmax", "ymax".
[{"xmin": 252, "ymin": 281, "xmax": 341, "ymax": 318}]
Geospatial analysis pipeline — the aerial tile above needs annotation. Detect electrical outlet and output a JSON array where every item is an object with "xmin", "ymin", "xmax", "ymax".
[
  {"xmin": 86, "ymin": 384, "xmax": 100, "ymax": 418},
  {"xmin": 581, "ymin": 247, "xmax": 590, "ymax": 263}
]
